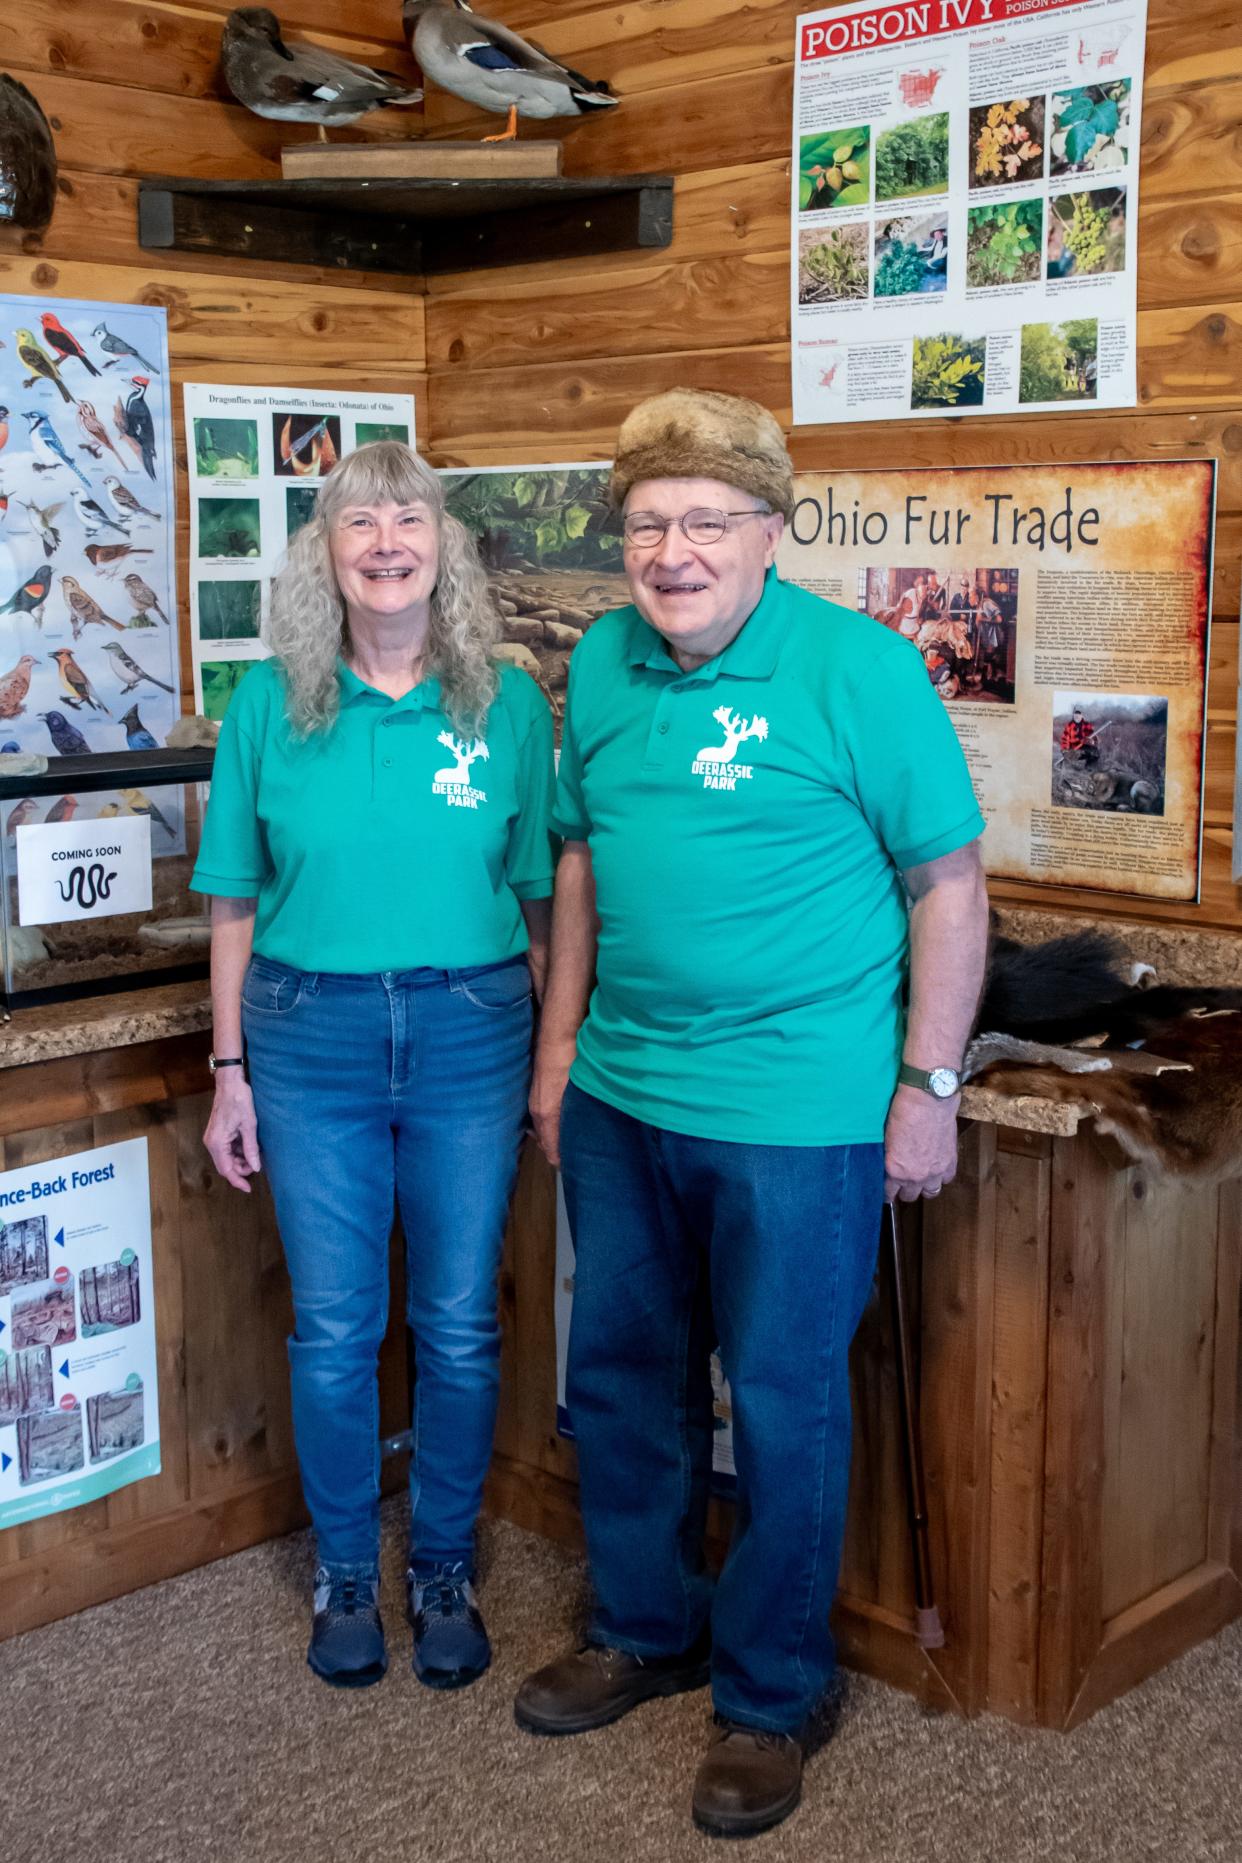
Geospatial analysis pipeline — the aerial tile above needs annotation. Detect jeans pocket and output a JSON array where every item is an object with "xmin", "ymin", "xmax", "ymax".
[
  {"xmin": 241, "ymin": 955, "xmax": 309, "ymax": 1017},
  {"xmin": 452, "ymin": 959, "xmax": 533, "ymax": 1012}
]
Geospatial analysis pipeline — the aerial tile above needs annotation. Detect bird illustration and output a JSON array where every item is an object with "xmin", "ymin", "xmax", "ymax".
[
  {"xmin": 403, "ymin": 0, "xmax": 617, "ymax": 142},
  {"xmin": 15, "ymin": 326, "xmax": 76, "ymax": 405},
  {"xmin": 19, "ymin": 498, "xmax": 63, "ymax": 559},
  {"xmin": 121, "ymin": 704, "xmax": 159, "ymax": 750},
  {"xmin": 0, "ymin": 406, "xmax": 9, "ymax": 452},
  {"xmin": 50, "ymin": 647, "xmax": 111, "ymax": 714},
  {"xmin": 119, "ymin": 376, "xmax": 157, "ymax": 481},
  {"xmin": 221, "ymin": 7, "xmax": 423, "ymax": 130},
  {"xmin": 103, "ymin": 475, "xmax": 159, "ymax": 523},
  {"xmin": 84, "ymin": 541, "xmax": 153, "ymax": 575},
  {"xmin": 101, "ymin": 640, "xmax": 174, "ymax": 694},
  {"xmin": 120, "ymin": 786, "xmax": 177, "ymax": 839},
  {"xmin": 72, "ymin": 487, "xmax": 129, "ymax": 539},
  {"xmin": 97, "ymin": 803, "xmax": 121, "ymax": 817},
  {"xmin": 0, "ymin": 655, "xmax": 39, "ymax": 719},
  {"xmin": 77, "ymin": 400, "xmax": 125, "ymax": 468},
  {"xmin": 122, "ymin": 573, "xmax": 169, "ymax": 626},
  {"xmin": 40, "ymin": 314, "xmax": 101, "ymax": 380},
  {"xmin": 44, "ymin": 794, "xmax": 78, "ymax": 823},
  {"xmin": 0, "ymin": 566, "xmax": 52, "ymax": 626},
  {"xmin": 23, "ymin": 410, "xmax": 91, "ymax": 490},
  {"xmin": 5, "ymin": 796, "xmax": 36, "ymax": 837},
  {"xmin": 0, "ymin": 76, "xmax": 57, "ymax": 231},
  {"xmin": 0, "ymin": 740, "xmax": 21, "ymax": 753},
  {"xmin": 0, "ymin": 486, "xmax": 8, "ymax": 519},
  {"xmin": 38, "ymin": 709, "xmax": 91, "ymax": 754},
  {"xmin": 92, "ymin": 322, "xmax": 160, "ymax": 376},
  {"xmin": 59, "ymin": 575, "xmax": 127, "ymax": 639}
]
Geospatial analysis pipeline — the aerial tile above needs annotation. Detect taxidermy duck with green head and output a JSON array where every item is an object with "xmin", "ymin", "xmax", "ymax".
[{"xmin": 403, "ymin": 0, "xmax": 617, "ymax": 140}]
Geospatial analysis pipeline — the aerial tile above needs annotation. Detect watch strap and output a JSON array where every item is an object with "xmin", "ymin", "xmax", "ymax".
[
  {"xmin": 898, "ymin": 1061, "xmax": 959, "ymax": 1097},
  {"xmin": 209, "ymin": 1054, "xmax": 245, "ymax": 1073}
]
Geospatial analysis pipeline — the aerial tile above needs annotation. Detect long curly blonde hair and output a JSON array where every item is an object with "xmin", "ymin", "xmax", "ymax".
[{"xmin": 265, "ymin": 441, "xmax": 500, "ymax": 736}]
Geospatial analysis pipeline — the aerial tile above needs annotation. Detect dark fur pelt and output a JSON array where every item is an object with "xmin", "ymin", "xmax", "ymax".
[
  {"xmin": 0, "ymin": 75, "xmax": 57, "ymax": 232},
  {"xmin": 974, "ymin": 923, "xmax": 1242, "ymax": 1183}
]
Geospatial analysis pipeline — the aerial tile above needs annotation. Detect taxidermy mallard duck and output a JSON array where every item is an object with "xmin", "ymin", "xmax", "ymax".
[
  {"xmin": 0, "ymin": 73, "xmax": 57, "ymax": 230},
  {"xmin": 403, "ymin": 0, "xmax": 617, "ymax": 141},
  {"xmin": 221, "ymin": 8, "xmax": 423, "ymax": 130}
]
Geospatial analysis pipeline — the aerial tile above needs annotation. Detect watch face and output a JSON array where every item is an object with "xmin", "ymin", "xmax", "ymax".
[{"xmin": 928, "ymin": 1067, "xmax": 959, "ymax": 1098}]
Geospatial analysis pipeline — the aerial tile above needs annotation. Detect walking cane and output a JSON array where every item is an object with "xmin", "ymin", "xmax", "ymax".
[{"xmin": 884, "ymin": 1199, "xmax": 945, "ymax": 1650}]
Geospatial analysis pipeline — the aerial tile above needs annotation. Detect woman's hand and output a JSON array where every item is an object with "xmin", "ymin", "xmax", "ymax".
[{"xmin": 204, "ymin": 1073, "xmax": 262, "ymax": 1192}]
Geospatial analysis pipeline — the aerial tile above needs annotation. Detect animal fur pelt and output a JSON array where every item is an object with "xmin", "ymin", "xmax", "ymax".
[{"xmin": 967, "ymin": 923, "xmax": 1242, "ymax": 1182}]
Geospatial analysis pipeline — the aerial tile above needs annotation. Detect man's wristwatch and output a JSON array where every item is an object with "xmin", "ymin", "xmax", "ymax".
[
  {"xmin": 898, "ymin": 1062, "xmax": 961, "ymax": 1100},
  {"xmin": 209, "ymin": 1054, "xmax": 246, "ymax": 1077}
]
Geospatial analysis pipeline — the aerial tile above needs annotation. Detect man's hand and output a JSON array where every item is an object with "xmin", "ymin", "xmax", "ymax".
[
  {"xmin": 530, "ymin": 1041, "xmax": 574, "ymax": 1169},
  {"xmin": 884, "ymin": 1085, "xmax": 959, "ymax": 1202},
  {"xmin": 203, "ymin": 1075, "xmax": 262, "ymax": 1193}
]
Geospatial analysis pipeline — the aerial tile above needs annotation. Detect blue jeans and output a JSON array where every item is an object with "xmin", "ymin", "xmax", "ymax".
[
  {"xmin": 242, "ymin": 954, "xmax": 532, "ymax": 1579},
  {"xmin": 560, "ymin": 1082, "xmax": 884, "ymax": 1735}
]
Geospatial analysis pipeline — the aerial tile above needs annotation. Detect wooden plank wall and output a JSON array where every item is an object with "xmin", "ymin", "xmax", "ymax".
[
  {"xmin": 0, "ymin": 0, "xmax": 430, "ymax": 721},
  {"xmin": 415, "ymin": 0, "xmax": 1242, "ymax": 935}
]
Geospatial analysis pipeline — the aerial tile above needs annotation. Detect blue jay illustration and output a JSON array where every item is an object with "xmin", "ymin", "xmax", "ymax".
[{"xmin": 23, "ymin": 409, "xmax": 91, "ymax": 491}]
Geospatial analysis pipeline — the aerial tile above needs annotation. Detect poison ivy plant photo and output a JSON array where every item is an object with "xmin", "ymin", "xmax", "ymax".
[
  {"xmin": 910, "ymin": 334, "xmax": 987, "ymax": 410},
  {"xmin": 1050, "ymin": 81, "xmax": 1130, "ymax": 175},
  {"xmin": 874, "ymin": 212, "xmax": 948, "ymax": 297},
  {"xmin": 798, "ymin": 223, "xmax": 870, "ymax": 304},
  {"xmin": 1047, "ymin": 187, "xmax": 1126, "ymax": 277},
  {"xmin": 1019, "ymin": 318, "xmax": 1099, "ymax": 403},
  {"xmin": 966, "ymin": 198, "xmax": 1044, "ymax": 287},
  {"xmin": 874, "ymin": 113, "xmax": 950, "ymax": 201},
  {"xmin": 968, "ymin": 97, "xmax": 1045, "ymax": 188},
  {"xmin": 798, "ymin": 127, "xmax": 871, "ymax": 210}
]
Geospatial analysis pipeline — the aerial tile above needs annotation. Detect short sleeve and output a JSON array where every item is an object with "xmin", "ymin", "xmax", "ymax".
[
  {"xmin": 504, "ymin": 679, "xmax": 556, "ymax": 900},
  {"xmin": 189, "ymin": 683, "xmax": 271, "ymax": 898},
  {"xmin": 551, "ymin": 653, "xmax": 591, "ymax": 841},
  {"xmin": 839, "ymin": 636, "xmax": 985, "ymax": 871}
]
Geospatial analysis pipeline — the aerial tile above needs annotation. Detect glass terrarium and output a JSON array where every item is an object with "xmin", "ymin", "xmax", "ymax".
[{"xmin": 0, "ymin": 746, "xmax": 215, "ymax": 1012}]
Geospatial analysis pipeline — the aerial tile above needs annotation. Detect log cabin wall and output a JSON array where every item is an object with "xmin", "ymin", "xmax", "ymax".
[
  {"xmin": 419, "ymin": 0, "xmax": 1242, "ymax": 934},
  {"xmin": 0, "ymin": 0, "xmax": 430, "ymax": 722}
]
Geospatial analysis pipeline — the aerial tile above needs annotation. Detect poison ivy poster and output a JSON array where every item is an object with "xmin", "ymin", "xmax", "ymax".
[{"xmin": 791, "ymin": 0, "xmax": 1146, "ymax": 424}]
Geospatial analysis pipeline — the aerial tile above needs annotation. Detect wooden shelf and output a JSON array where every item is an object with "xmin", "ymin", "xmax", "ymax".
[{"xmin": 137, "ymin": 173, "xmax": 673, "ymax": 276}]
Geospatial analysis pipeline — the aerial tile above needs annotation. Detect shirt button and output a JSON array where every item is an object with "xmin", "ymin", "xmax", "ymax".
[
  {"xmin": 383, "ymin": 757, "xmax": 393, "ymax": 768},
  {"xmin": 658, "ymin": 721, "xmax": 670, "ymax": 735},
  {"xmin": 382, "ymin": 717, "xmax": 393, "ymax": 728}
]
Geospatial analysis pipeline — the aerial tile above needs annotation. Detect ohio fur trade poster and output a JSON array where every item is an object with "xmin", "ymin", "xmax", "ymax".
[{"xmin": 778, "ymin": 461, "xmax": 1214, "ymax": 902}]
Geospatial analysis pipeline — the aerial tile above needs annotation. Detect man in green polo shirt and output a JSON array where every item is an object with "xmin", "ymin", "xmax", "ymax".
[{"xmin": 514, "ymin": 390, "xmax": 988, "ymax": 1837}]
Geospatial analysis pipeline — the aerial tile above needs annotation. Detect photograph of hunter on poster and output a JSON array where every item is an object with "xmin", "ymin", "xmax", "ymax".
[{"xmin": 1051, "ymin": 692, "xmax": 1168, "ymax": 814}]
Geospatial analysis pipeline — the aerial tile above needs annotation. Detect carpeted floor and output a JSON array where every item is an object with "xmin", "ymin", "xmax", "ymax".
[{"xmin": 4, "ymin": 1501, "xmax": 1242, "ymax": 1863}]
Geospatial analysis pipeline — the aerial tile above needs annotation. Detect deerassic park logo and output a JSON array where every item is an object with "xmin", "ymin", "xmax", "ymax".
[
  {"xmin": 691, "ymin": 705, "xmax": 769, "ymax": 790},
  {"xmin": 432, "ymin": 731, "xmax": 489, "ymax": 808}
]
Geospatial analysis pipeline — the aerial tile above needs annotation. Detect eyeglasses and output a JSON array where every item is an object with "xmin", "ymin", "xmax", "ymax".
[{"xmin": 622, "ymin": 507, "xmax": 772, "ymax": 548}]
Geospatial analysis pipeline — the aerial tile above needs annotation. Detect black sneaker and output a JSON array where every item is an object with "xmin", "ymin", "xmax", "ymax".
[
  {"xmin": 307, "ymin": 1569, "xmax": 387, "ymax": 1689},
  {"xmin": 406, "ymin": 1562, "xmax": 491, "ymax": 1690}
]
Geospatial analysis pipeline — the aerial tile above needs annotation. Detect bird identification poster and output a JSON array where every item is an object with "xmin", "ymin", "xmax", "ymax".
[
  {"xmin": 779, "ymin": 460, "xmax": 1214, "ymax": 901},
  {"xmin": 183, "ymin": 383, "xmax": 416, "ymax": 719},
  {"xmin": 791, "ymin": 0, "xmax": 1145, "ymax": 424},
  {"xmin": 0, "ymin": 295, "xmax": 179, "ymax": 780},
  {"xmin": 0, "ymin": 1137, "xmax": 159, "ymax": 1530}
]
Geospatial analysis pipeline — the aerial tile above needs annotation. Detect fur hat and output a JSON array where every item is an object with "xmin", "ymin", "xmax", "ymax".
[{"xmin": 609, "ymin": 388, "xmax": 795, "ymax": 520}]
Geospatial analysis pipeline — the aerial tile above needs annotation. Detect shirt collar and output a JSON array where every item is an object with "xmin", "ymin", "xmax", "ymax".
[
  {"xmin": 626, "ymin": 566, "xmax": 793, "ymax": 683},
  {"xmin": 337, "ymin": 659, "xmax": 442, "ymax": 711}
]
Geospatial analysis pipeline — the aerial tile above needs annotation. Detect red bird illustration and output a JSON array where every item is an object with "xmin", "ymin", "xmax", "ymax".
[{"xmin": 40, "ymin": 313, "xmax": 102, "ymax": 378}]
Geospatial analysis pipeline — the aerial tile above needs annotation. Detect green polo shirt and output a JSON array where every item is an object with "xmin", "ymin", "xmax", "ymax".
[
  {"xmin": 191, "ymin": 657, "xmax": 555, "ymax": 971},
  {"xmin": 554, "ymin": 567, "xmax": 985, "ymax": 1146}
]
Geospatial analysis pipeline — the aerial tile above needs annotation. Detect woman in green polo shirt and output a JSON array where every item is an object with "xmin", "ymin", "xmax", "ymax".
[{"xmin": 191, "ymin": 442, "xmax": 555, "ymax": 1692}]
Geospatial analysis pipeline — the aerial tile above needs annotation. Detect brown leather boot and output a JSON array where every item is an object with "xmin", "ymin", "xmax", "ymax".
[
  {"xmin": 691, "ymin": 1718, "xmax": 804, "ymax": 1838},
  {"xmin": 514, "ymin": 1632, "xmax": 711, "ymax": 1736}
]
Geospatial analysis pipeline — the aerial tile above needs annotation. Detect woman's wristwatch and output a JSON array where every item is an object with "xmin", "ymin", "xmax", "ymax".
[
  {"xmin": 209, "ymin": 1054, "xmax": 246, "ymax": 1077},
  {"xmin": 898, "ymin": 1062, "xmax": 961, "ymax": 1099}
]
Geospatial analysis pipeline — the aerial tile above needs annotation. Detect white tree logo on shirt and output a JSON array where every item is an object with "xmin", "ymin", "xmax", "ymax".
[
  {"xmin": 432, "ymin": 731, "xmax": 489, "ymax": 809},
  {"xmin": 691, "ymin": 706, "xmax": 769, "ymax": 791}
]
